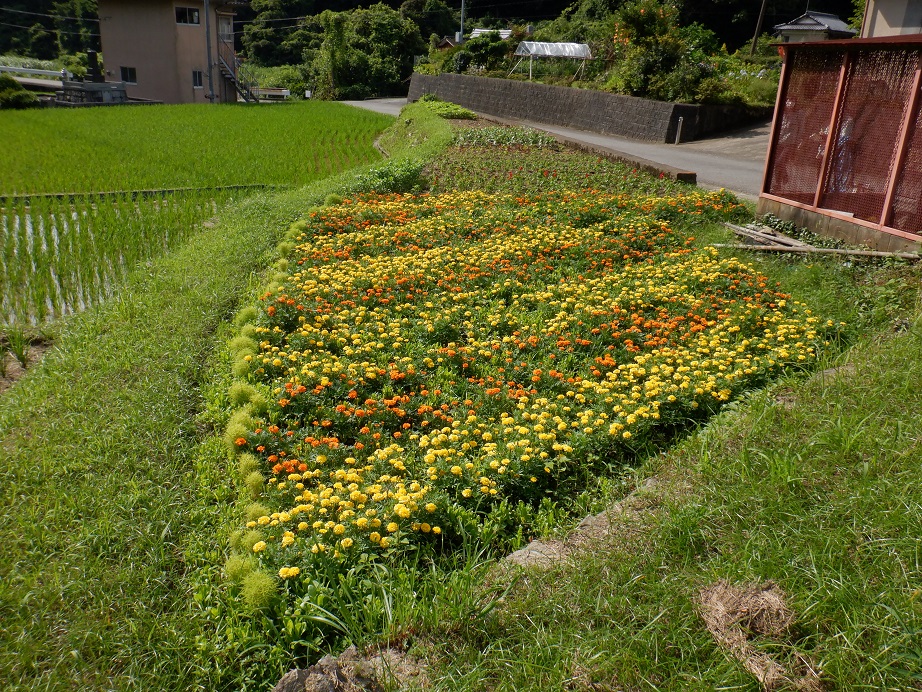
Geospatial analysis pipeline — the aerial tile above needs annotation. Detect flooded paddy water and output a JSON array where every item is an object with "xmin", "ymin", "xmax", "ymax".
[{"xmin": 0, "ymin": 193, "xmax": 223, "ymax": 326}]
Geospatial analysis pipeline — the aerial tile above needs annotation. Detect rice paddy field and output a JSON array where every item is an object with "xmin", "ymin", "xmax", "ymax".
[
  {"xmin": 0, "ymin": 101, "xmax": 391, "ymax": 194},
  {"xmin": 0, "ymin": 102, "xmax": 391, "ymax": 325}
]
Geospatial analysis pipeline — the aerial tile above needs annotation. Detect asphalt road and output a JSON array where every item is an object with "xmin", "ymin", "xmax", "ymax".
[{"xmin": 341, "ymin": 97, "xmax": 772, "ymax": 200}]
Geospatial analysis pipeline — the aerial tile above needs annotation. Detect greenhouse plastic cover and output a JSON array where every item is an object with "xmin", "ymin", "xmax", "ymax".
[{"xmin": 514, "ymin": 42, "xmax": 592, "ymax": 59}]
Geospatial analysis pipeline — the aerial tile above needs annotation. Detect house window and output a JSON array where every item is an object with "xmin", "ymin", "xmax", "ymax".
[
  {"xmin": 192, "ymin": 70, "xmax": 204, "ymax": 88},
  {"xmin": 176, "ymin": 7, "xmax": 200, "ymax": 25},
  {"xmin": 120, "ymin": 66, "xmax": 137, "ymax": 84}
]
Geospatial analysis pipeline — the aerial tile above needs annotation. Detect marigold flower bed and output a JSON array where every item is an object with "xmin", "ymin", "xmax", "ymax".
[{"xmin": 231, "ymin": 188, "xmax": 832, "ymax": 582}]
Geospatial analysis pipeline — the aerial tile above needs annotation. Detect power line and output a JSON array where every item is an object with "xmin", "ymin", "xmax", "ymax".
[
  {"xmin": 0, "ymin": 20, "xmax": 100, "ymax": 37},
  {"xmin": 0, "ymin": 6, "xmax": 99, "ymax": 23}
]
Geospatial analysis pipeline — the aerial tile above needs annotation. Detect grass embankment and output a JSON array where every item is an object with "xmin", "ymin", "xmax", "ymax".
[{"xmin": 0, "ymin": 104, "xmax": 452, "ymax": 690}]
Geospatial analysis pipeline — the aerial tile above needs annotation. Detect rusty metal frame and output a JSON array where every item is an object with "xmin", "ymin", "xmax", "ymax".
[
  {"xmin": 760, "ymin": 41, "xmax": 922, "ymax": 246},
  {"xmin": 760, "ymin": 47, "xmax": 791, "ymax": 196},
  {"xmin": 881, "ymin": 52, "xmax": 922, "ymax": 228},
  {"xmin": 813, "ymin": 52, "xmax": 850, "ymax": 208}
]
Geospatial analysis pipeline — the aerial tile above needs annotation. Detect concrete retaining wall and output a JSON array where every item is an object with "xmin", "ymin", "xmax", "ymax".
[{"xmin": 408, "ymin": 73, "xmax": 771, "ymax": 143}]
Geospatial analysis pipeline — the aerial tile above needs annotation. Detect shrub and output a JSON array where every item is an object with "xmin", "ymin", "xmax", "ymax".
[
  {"xmin": 0, "ymin": 74, "xmax": 39, "ymax": 110},
  {"xmin": 419, "ymin": 100, "xmax": 477, "ymax": 119}
]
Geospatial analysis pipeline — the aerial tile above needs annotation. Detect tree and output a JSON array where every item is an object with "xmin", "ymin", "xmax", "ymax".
[
  {"xmin": 0, "ymin": 0, "xmax": 99, "ymax": 59},
  {"xmin": 53, "ymin": 0, "xmax": 100, "ymax": 54},
  {"xmin": 309, "ymin": 3, "xmax": 425, "ymax": 99},
  {"xmin": 400, "ymin": 0, "xmax": 456, "ymax": 39},
  {"xmin": 462, "ymin": 31, "xmax": 509, "ymax": 70},
  {"xmin": 28, "ymin": 22, "xmax": 58, "ymax": 59},
  {"xmin": 242, "ymin": 0, "xmax": 316, "ymax": 65}
]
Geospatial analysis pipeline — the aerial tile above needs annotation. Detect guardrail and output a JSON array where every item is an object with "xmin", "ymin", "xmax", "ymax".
[{"xmin": 0, "ymin": 65, "xmax": 72, "ymax": 80}]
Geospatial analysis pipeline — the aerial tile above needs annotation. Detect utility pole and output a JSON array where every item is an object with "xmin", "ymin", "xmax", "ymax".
[
  {"xmin": 204, "ymin": 0, "xmax": 216, "ymax": 102},
  {"xmin": 750, "ymin": 0, "xmax": 769, "ymax": 57},
  {"xmin": 459, "ymin": 0, "xmax": 465, "ymax": 44}
]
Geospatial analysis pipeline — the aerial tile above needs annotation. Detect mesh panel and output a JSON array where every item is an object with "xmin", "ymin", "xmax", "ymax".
[
  {"xmin": 818, "ymin": 50, "xmax": 918, "ymax": 222},
  {"xmin": 889, "ymin": 77, "xmax": 922, "ymax": 234},
  {"xmin": 766, "ymin": 49, "xmax": 844, "ymax": 204}
]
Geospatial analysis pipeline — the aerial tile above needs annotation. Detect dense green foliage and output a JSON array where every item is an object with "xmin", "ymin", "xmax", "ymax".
[
  {"xmin": 310, "ymin": 4, "xmax": 426, "ymax": 99},
  {"xmin": 0, "ymin": 0, "xmax": 99, "ymax": 58},
  {"xmin": 0, "ymin": 73, "xmax": 38, "ymax": 109}
]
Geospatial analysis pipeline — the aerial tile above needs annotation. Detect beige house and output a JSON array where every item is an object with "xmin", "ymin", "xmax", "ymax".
[
  {"xmin": 862, "ymin": 0, "xmax": 922, "ymax": 37},
  {"xmin": 97, "ymin": 0, "xmax": 256, "ymax": 104}
]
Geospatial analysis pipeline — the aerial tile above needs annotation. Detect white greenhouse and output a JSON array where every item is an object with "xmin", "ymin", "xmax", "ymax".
[{"xmin": 510, "ymin": 41, "xmax": 593, "ymax": 80}]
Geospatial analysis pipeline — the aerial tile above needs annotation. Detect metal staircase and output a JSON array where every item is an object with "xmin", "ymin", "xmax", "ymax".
[{"xmin": 217, "ymin": 38, "xmax": 259, "ymax": 103}]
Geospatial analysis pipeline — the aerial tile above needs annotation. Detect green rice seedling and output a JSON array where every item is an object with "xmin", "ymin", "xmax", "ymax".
[{"xmin": 4, "ymin": 325, "xmax": 29, "ymax": 366}]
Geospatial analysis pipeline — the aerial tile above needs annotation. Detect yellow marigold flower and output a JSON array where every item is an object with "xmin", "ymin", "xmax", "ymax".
[
  {"xmin": 333, "ymin": 524, "xmax": 346, "ymax": 535},
  {"xmin": 340, "ymin": 537, "xmax": 354, "ymax": 549},
  {"xmin": 432, "ymin": 526, "xmax": 441, "ymax": 535},
  {"xmin": 380, "ymin": 536, "xmax": 391, "ymax": 548},
  {"xmin": 393, "ymin": 504, "xmax": 411, "ymax": 519},
  {"xmin": 281, "ymin": 535, "xmax": 294, "ymax": 547},
  {"xmin": 298, "ymin": 522, "xmax": 309, "ymax": 531},
  {"xmin": 420, "ymin": 523, "xmax": 431, "ymax": 533},
  {"xmin": 387, "ymin": 522, "xmax": 399, "ymax": 533},
  {"xmin": 425, "ymin": 503, "xmax": 437, "ymax": 512},
  {"xmin": 252, "ymin": 541, "xmax": 267, "ymax": 553},
  {"xmin": 369, "ymin": 532, "xmax": 381, "ymax": 543}
]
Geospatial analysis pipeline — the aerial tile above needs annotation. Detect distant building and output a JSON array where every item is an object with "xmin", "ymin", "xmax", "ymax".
[
  {"xmin": 774, "ymin": 11, "xmax": 857, "ymax": 42},
  {"xmin": 861, "ymin": 0, "xmax": 922, "ymax": 37},
  {"xmin": 97, "ymin": 0, "xmax": 256, "ymax": 104},
  {"xmin": 469, "ymin": 28, "xmax": 512, "ymax": 40}
]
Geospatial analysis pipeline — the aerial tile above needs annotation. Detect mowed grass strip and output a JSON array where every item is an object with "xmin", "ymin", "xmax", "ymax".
[
  {"xmin": 0, "ymin": 190, "xmax": 299, "ymax": 690},
  {"xmin": 0, "ymin": 101, "xmax": 392, "ymax": 195}
]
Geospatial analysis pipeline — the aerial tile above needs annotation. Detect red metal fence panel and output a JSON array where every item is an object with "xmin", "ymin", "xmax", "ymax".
[
  {"xmin": 890, "ymin": 85, "xmax": 922, "ymax": 234},
  {"xmin": 766, "ymin": 49, "xmax": 844, "ymax": 205},
  {"xmin": 818, "ymin": 50, "xmax": 917, "ymax": 222},
  {"xmin": 763, "ymin": 40, "xmax": 922, "ymax": 242}
]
